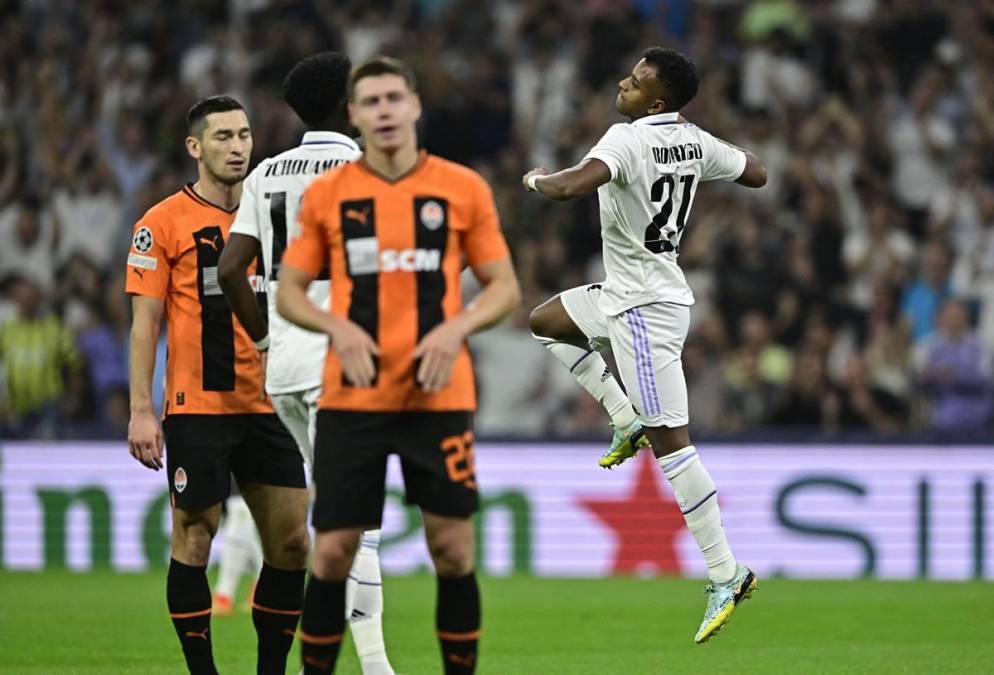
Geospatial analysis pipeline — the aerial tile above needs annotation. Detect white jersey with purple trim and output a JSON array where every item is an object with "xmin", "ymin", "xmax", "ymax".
[
  {"xmin": 583, "ymin": 112, "xmax": 747, "ymax": 315},
  {"xmin": 230, "ymin": 130, "xmax": 361, "ymax": 395}
]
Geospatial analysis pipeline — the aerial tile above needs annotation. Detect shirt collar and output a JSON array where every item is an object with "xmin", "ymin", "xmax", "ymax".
[
  {"xmin": 632, "ymin": 112, "xmax": 681, "ymax": 126},
  {"xmin": 300, "ymin": 131, "xmax": 361, "ymax": 152}
]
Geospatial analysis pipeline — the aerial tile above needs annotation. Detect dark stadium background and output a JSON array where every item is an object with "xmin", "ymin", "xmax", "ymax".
[{"xmin": 0, "ymin": 1, "xmax": 992, "ymax": 672}]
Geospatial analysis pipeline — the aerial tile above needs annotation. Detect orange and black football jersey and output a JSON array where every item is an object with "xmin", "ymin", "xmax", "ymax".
[
  {"xmin": 282, "ymin": 152, "xmax": 510, "ymax": 412},
  {"xmin": 125, "ymin": 184, "xmax": 271, "ymax": 416}
]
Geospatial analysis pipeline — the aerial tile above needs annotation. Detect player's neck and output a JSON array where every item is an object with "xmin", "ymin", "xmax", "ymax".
[
  {"xmin": 192, "ymin": 173, "xmax": 242, "ymax": 211},
  {"xmin": 362, "ymin": 142, "xmax": 420, "ymax": 181},
  {"xmin": 308, "ymin": 117, "xmax": 349, "ymax": 135}
]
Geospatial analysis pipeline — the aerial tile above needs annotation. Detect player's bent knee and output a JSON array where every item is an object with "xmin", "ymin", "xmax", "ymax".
[
  {"xmin": 643, "ymin": 424, "xmax": 691, "ymax": 458},
  {"xmin": 171, "ymin": 514, "xmax": 217, "ymax": 565},
  {"xmin": 267, "ymin": 525, "xmax": 310, "ymax": 569},
  {"xmin": 528, "ymin": 302, "xmax": 554, "ymax": 337},
  {"xmin": 311, "ymin": 530, "xmax": 361, "ymax": 580},
  {"xmin": 427, "ymin": 530, "xmax": 474, "ymax": 577},
  {"xmin": 530, "ymin": 296, "xmax": 584, "ymax": 345}
]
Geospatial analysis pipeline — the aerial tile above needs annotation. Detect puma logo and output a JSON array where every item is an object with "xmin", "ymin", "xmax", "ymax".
[
  {"xmin": 199, "ymin": 235, "xmax": 220, "ymax": 251},
  {"xmin": 448, "ymin": 653, "xmax": 476, "ymax": 667},
  {"xmin": 132, "ymin": 267, "xmax": 145, "ymax": 281},
  {"xmin": 184, "ymin": 628, "xmax": 209, "ymax": 641},
  {"xmin": 304, "ymin": 655, "xmax": 331, "ymax": 669},
  {"xmin": 345, "ymin": 206, "xmax": 370, "ymax": 225}
]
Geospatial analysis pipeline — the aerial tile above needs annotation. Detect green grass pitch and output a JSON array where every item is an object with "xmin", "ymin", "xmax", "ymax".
[{"xmin": 1, "ymin": 571, "xmax": 991, "ymax": 673}]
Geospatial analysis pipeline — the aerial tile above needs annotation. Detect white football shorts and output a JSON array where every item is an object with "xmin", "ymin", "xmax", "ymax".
[
  {"xmin": 560, "ymin": 283, "xmax": 690, "ymax": 428},
  {"xmin": 271, "ymin": 386, "xmax": 322, "ymax": 468}
]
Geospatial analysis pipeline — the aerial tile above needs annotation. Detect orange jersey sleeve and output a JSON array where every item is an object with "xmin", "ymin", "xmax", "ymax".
[
  {"xmin": 125, "ymin": 211, "xmax": 170, "ymax": 298},
  {"xmin": 281, "ymin": 188, "xmax": 329, "ymax": 278},
  {"xmin": 461, "ymin": 176, "xmax": 510, "ymax": 268}
]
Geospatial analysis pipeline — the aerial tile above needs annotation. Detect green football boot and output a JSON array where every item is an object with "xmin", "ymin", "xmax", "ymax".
[{"xmin": 695, "ymin": 564, "xmax": 758, "ymax": 643}]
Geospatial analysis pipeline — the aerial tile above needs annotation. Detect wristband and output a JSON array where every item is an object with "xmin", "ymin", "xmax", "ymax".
[
  {"xmin": 527, "ymin": 174, "xmax": 540, "ymax": 191},
  {"xmin": 254, "ymin": 334, "xmax": 270, "ymax": 351}
]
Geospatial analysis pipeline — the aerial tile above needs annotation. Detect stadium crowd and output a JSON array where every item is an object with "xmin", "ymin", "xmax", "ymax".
[{"xmin": 0, "ymin": 0, "xmax": 992, "ymax": 441}]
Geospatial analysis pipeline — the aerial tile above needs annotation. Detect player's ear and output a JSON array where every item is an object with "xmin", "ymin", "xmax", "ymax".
[
  {"xmin": 411, "ymin": 92, "xmax": 422, "ymax": 124},
  {"xmin": 647, "ymin": 97, "xmax": 667, "ymax": 115},
  {"xmin": 347, "ymin": 100, "xmax": 358, "ymax": 128},
  {"xmin": 185, "ymin": 135, "xmax": 202, "ymax": 161}
]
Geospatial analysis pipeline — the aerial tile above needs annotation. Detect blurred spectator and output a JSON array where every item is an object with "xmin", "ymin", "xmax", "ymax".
[
  {"xmin": 888, "ymin": 68, "xmax": 956, "ymax": 236},
  {"xmin": 0, "ymin": 276, "xmax": 83, "ymax": 438},
  {"xmin": 722, "ymin": 350, "xmax": 779, "ymax": 432},
  {"xmin": 0, "ymin": 195, "xmax": 58, "ymax": 292},
  {"xmin": 913, "ymin": 299, "xmax": 993, "ymax": 435},
  {"xmin": 842, "ymin": 199, "xmax": 914, "ymax": 311},
  {"xmin": 901, "ymin": 240, "xmax": 953, "ymax": 343},
  {"xmin": 837, "ymin": 354, "xmax": 908, "ymax": 434},
  {"xmin": 770, "ymin": 349, "xmax": 840, "ymax": 430},
  {"xmin": 52, "ymin": 143, "xmax": 125, "ymax": 269},
  {"xmin": 723, "ymin": 311, "xmax": 792, "ymax": 387}
]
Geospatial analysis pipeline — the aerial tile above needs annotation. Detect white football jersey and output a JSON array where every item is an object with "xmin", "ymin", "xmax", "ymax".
[
  {"xmin": 583, "ymin": 112, "xmax": 746, "ymax": 315},
  {"xmin": 230, "ymin": 130, "xmax": 361, "ymax": 394}
]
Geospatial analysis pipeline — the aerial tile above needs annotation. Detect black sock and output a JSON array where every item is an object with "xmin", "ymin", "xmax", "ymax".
[
  {"xmin": 300, "ymin": 575, "xmax": 347, "ymax": 674},
  {"xmin": 436, "ymin": 572, "xmax": 481, "ymax": 674},
  {"xmin": 253, "ymin": 563, "xmax": 305, "ymax": 675},
  {"xmin": 167, "ymin": 558, "xmax": 218, "ymax": 675}
]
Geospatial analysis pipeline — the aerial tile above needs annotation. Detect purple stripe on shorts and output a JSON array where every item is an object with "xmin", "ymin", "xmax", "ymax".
[
  {"xmin": 633, "ymin": 308, "xmax": 662, "ymax": 416},
  {"xmin": 626, "ymin": 310, "xmax": 651, "ymax": 416},
  {"xmin": 632, "ymin": 310, "xmax": 657, "ymax": 416}
]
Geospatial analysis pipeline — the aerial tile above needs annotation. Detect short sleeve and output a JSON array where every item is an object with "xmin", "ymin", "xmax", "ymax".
[
  {"xmin": 583, "ymin": 123, "xmax": 642, "ymax": 186},
  {"xmin": 229, "ymin": 167, "xmax": 261, "ymax": 240},
  {"xmin": 124, "ymin": 212, "xmax": 170, "ymax": 299},
  {"xmin": 462, "ymin": 177, "xmax": 510, "ymax": 268},
  {"xmin": 281, "ymin": 185, "xmax": 328, "ymax": 278},
  {"xmin": 698, "ymin": 129, "xmax": 747, "ymax": 182}
]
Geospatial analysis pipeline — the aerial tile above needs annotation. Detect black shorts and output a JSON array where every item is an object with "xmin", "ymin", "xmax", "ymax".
[
  {"xmin": 311, "ymin": 410, "xmax": 478, "ymax": 531},
  {"xmin": 163, "ymin": 413, "xmax": 306, "ymax": 512}
]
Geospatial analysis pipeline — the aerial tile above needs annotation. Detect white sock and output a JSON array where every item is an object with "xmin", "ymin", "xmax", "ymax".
[
  {"xmin": 346, "ymin": 530, "xmax": 394, "ymax": 674},
  {"xmin": 533, "ymin": 335, "xmax": 636, "ymax": 429},
  {"xmin": 215, "ymin": 496, "xmax": 260, "ymax": 598},
  {"xmin": 658, "ymin": 446, "xmax": 737, "ymax": 583}
]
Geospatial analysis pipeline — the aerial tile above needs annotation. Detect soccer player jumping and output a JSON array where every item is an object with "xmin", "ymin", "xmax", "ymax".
[{"xmin": 524, "ymin": 48, "xmax": 767, "ymax": 643}]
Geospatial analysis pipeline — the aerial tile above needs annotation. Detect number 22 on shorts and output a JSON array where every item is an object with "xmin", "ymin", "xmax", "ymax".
[{"xmin": 439, "ymin": 431, "xmax": 477, "ymax": 488}]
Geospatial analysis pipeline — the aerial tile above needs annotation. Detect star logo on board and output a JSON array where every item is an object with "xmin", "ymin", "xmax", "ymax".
[{"xmin": 578, "ymin": 451, "xmax": 687, "ymax": 575}]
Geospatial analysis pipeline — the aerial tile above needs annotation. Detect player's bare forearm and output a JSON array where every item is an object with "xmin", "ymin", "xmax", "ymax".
[
  {"xmin": 129, "ymin": 296, "xmax": 163, "ymax": 413},
  {"xmin": 457, "ymin": 257, "xmax": 521, "ymax": 335},
  {"xmin": 735, "ymin": 150, "xmax": 767, "ymax": 188},
  {"xmin": 276, "ymin": 265, "xmax": 329, "ymax": 334},
  {"xmin": 218, "ymin": 233, "xmax": 268, "ymax": 341},
  {"xmin": 128, "ymin": 295, "xmax": 164, "ymax": 469},
  {"xmin": 523, "ymin": 159, "xmax": 612, "ymax": 201}
]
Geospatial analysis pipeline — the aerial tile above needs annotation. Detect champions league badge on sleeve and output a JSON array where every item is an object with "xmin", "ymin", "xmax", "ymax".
[{"xmin": 133, "ymin": 226, "xmax": 154, "ymax": 253}]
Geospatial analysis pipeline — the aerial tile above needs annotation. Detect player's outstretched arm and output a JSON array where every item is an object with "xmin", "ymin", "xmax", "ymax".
[
  {"xmin": 414, "ymin": 257, "xmax": 521, "ymax": 393},
  {"xmin": 128, "ymin": 295, "xmax": 164, "ymax": 471},
  {"xmin": 218, "ymin": 233, "xmax": 268, "ymax": 342},
  {"xmin": 278, "ymin": 264, "xmax": 380, "ymax": 387},
  {"xmin": 522, "ymin": 158, "xmax": 612, "ymax": 201}
]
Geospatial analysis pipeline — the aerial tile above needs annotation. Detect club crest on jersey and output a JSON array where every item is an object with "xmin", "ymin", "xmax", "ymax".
[
  {"xmin": 174, "ymin": 467, "xmax": 188, "ymax": 493},
  {"xmin": 419, "ymin": 200, "xmax": 445, "ymax": 231},
  {"xmin": 133, "ymin": 226, "xmax": 154, "ymax": 253}
]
